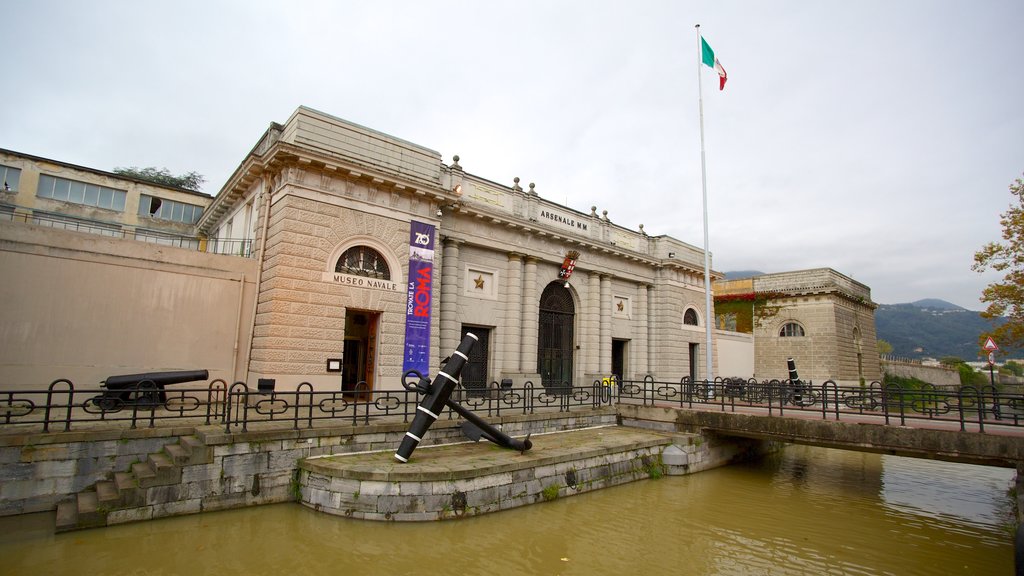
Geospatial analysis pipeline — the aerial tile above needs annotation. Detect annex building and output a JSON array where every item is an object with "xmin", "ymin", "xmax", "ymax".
[{"xmin": 714, "ymin": 269, "xmax": 882, "ymax": 384}]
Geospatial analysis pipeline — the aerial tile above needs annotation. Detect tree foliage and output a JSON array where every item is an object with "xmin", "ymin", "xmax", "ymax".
[
  {"xmin": 973, "ymin": 174, "xmax": 1024, "ymax": 349},
  {"xmin": 113, "ymin": 166, "xmax": 205, "ymax": 192},
  {"xmin": 1002, "ymin": 360, "xmax": 1024, "ymax": 377},
  {"xmin": 877, "ymin": 339, "xmax": 893, "ymax": 355}
]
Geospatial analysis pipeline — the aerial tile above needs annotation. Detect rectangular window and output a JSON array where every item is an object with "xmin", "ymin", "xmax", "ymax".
[
  {"xmin": 98, "ymin": 187, "xmax": 112, "ymax": 208},
  {"xmin": 110, "ymin": 189, "xmax": 125, "ymax": 211},
  {"xmin": 69, "ymin": 181, "xmax": 85, "ymax": 204},
  {"xmin": 84, "ymin": 184, "xmax": 99, "ymax": 205},
  {"xmin": 138, "ymin": 194, "xmax": 203, "ymax": 224},
  {"xmin": 0, "ymin": 165, "xmax": 21, "ymax": 191},
  {"xmin": 36, "ymin": 174, "xmax": 126, "ymax": 212},
  {"xmin": 37, "ymin": 174, "xmax": 55, "ymax": 198},
  {"xmin": 53, "ymin": 178, "xmax": 70, "ymax": 201}
]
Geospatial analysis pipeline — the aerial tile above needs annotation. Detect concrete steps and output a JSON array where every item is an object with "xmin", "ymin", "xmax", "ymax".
[{"xmin": 54, "ymin": 435, "xmax": 211, "ymax": 533}]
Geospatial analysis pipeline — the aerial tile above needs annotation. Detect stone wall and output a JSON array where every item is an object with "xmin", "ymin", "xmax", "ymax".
[
  {"xmin": 882, "ymin": 359, "xmax": 960, "ymax": 387},
  {"xmin": 300, "ymin": 428, "xmax": 675, "ymax": 521},
  {"xmin": 2, "ymin": 408, "xmax": 618, "ymax": 530},
  {"xmin": 0, "ymin": 223, "xmax": 258, "ymax": 390}
]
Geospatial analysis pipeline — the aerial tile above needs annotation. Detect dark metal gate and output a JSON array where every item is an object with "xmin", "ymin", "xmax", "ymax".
[
  {"xmin": 460, "ymin": 325, "xmax": 489, "ymax": 396},
  {"xmin": 538, "ymin": 282, "xmax": 574, "ymax": 392}
]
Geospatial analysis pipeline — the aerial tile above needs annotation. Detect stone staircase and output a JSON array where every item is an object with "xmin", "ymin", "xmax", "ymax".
[{"xmin": 55, "ymin": 435, "xmax": 212, "ymax": 532}]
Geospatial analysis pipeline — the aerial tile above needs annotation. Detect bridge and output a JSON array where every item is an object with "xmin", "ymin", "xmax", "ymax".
[{"xmin": 616, "ymin": 378, "xmax": 1024, "ymax": 469}]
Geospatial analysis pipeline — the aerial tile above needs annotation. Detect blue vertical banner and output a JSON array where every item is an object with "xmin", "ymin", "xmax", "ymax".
[{"xmin": 402, "ymin": 220, "xmax": 436, "ymax": 375}]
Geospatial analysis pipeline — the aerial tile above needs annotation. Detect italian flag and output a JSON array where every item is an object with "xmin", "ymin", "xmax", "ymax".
[{"xmin": 701, "ymin": 37, "xmax": 727, "ymax": 90}]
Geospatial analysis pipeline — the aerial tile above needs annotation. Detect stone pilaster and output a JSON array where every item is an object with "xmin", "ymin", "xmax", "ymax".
[
  {"xmin": 503, "ymin": 253, "xmax": 524, "ymax": 374},
  {"xmin": 647, "ymin": 282, "xmax": 655, "ymax": 376},
  {"xmin": 635, "ymin": 283, "xmax": 649, "ymax": 377},
  {"xmin": 585, "ymin": 272, "xmax": 601, "ymax": 372},
  {"xmin": 440, "ymin": 238, "xmax": 461, "ymax": 357},
  {"xmin": 520, "ymin": 258, "xmax": 539, "ymax": 373},
  {"xmin": 599, "ymin": 274, "xmax": 611, "ymax": 374}
]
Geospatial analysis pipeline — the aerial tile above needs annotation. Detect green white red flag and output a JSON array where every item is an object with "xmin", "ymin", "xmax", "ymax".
[{"xmin": 701, "ymin": 37, "xmax": 727, "ymax": 90}]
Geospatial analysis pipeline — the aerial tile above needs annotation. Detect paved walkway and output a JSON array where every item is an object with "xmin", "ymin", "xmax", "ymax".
[{"xmin": 302, "ymin": 425, "xmax": 680, "ymax": 481}]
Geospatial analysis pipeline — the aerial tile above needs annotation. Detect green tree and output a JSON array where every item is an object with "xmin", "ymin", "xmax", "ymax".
[
  {"xmin": 1002, "ymin": 360, "xmax": 1024, "ymax": 377},
  {"xmin": 973, "ymin": 173, "xmax": 1024, "ymax": 349},
  {"xmin": 877, "ymin": 339, "xmax": 893, "ymax": 355},
  {"xmin": 957, "ymin": 363, "xmax": 988, "ymax": 386},
  {"xmin": 113, "ymin": 166, "xmax": 205, "ymax": 192}
]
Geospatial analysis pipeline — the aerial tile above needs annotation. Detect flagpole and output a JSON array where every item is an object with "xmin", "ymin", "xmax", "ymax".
[{"xmin": 696, "ymin": 24, "xmax": 715, "ymax": 388}]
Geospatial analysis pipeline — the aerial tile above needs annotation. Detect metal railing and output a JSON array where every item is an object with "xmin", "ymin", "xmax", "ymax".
[
  {"xmin": 0, "ymin": 204, "xmax": 253, "ymax": 257},
  {"xmin": 0, "ymin": 378, "xmax": 610, "ymax": 433},
  {"xmin": 616, "ymin": 376, "xmax": 1024, "ymax": 432},
  {"xmin": 6, "ymin": 376, "xmax": 1019, "ymax": 435}
]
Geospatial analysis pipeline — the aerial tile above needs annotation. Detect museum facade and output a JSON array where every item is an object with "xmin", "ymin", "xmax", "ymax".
[{"xmin": 197, "ymin": 106, "xmax": 719, "ymax": 392}]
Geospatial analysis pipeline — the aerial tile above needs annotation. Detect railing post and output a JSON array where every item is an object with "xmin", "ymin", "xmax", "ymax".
[
  {"xmin": 44, "ymin": 379, "xmax": 75, "ymax": 433},
  {"xmin": 975, "ymin": 386, "xmax": 986, "ymax": 433}
]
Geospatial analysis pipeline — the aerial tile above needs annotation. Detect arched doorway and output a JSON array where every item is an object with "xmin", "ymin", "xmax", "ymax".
[{"xmin": 538, "ymin": 282, "xmax": 575, "ymax": 391}]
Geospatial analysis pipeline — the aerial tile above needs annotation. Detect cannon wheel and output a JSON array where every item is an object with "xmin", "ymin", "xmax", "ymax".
[
  {"xmin": 88, "ymin": 395, "xmax": 120, "ymax": 411},
  {"xmin": 130, "ymin": 389, "xmax": 164, "ymax": 409}
]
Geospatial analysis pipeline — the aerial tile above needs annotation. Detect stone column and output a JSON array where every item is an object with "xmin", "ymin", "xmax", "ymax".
[
  {"xmin": 647, "ymin": 282, "xmax": 656, "ymax": 375},
  {"xmin": 520, "ymin": 257, "xmax": 539, "ymax": 373},
  {"xmin": 585, "ymin": 272, "xmax": 601, "ymax": 372},
  {"xmin": 635, "ymin": 283, "xmax": 649, "ymax": 377},
  {"xmin": 504, "ymin": 253, "xmax": 524, "ymax": 374},
  {"xmin": 440, "ymin": 238, "xmax": 461, "ymax": 358},
  {"xmin": 599, "ymin": 274, "xmax": 612, "ymax": 374}
]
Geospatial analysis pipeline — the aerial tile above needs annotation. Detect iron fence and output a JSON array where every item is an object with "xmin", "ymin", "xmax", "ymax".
[
  {"xmin": 0, "ymin": 204, "xmax": 253, "ymax": 257},
  {"xmin": 0, "ymin": 378, "xmax": 610, "ymax": 433},
  {"xmin": 6, "ymin": 376, "xmax": 1019, "ymax": 434},
  {"xmin": 616, "ymin": 376, "xmax": 1024, "ymax": 432}
]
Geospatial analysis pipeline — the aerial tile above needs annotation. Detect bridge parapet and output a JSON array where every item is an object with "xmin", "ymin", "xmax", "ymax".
[{"xmin": 618, "ymin": 404, "xmax": 1024, "ymax": 469}]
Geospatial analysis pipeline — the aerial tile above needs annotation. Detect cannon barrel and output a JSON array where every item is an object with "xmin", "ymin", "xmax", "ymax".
[
  {"xmin": 395, "ymin": 333, "xmax": 478, "ymax": 462},
  {"xmin": 103, "ymin": 369, "xmax": 209, "ymax": 389},
  {"xmin": 786, "ymin": 358, "xmax": 799, "ymax": 383}
]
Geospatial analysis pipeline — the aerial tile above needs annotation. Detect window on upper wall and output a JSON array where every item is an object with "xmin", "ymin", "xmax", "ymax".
[
  {"xmin": 336, "ymin": 246, "xmax": 390, "ymax": 279},
  {"xmin": 138, "ymin": 194, "xmax": 203, "ymax": 224},
  {"xmin": 37, "ymin": 174, "xmax": 126, "ymax": 211},
  {"xmin": 683, "ymin": 308, "xmax": 700, "ymax": 326},
  {"xmin": 1, "ymin": 165, "xmax": 21, "ymax": 192},
  {"xmin": 780, "ymin": 322, "xmax": 806, "ymax": 337}
]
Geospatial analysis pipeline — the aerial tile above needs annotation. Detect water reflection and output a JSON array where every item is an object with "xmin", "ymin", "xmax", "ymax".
[{"xmin": 0, "ymin": 445, "xmax": 1014, "ymax": 575}]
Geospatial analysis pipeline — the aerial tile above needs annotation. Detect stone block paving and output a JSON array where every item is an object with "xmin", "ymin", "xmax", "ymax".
[{"xmin": 303, "ymin": 426, "xmax": 676, "ymax": 481}]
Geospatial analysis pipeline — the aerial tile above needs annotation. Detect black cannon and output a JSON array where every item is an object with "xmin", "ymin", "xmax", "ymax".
[
  {"xmin": 786, "ymin": 358, "xmax": 808, "ymax": 405},
  {"xmin": 89, "ymin": 369, "xmax": 209, "ymax": 410},
  {"xmin": 395, "ymin": 333, "xmax": 532, "ymax": 463}
]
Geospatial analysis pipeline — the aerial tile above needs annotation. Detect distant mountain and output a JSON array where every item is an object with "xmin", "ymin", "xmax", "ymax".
[
  {"xmin": 722, "ymin": 270, "xmax": 765, "ymax": 280},
  {"xmin": 875, "ymin": 301, "xmax": 1016, "ymax": 360},
  {"xmin": 906, "ymin": 298, "xmax": 965, "ymax": 311}
]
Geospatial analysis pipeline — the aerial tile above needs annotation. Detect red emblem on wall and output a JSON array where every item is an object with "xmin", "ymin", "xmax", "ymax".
[{"xmin": 558, "ymin": 251, "xmax": 580, "ymax": 280}]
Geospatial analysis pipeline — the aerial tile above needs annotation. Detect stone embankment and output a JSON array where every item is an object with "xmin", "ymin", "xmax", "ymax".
[{"xmin": 1, "ymin": 406, "xmax": 777, "ymax": 532}]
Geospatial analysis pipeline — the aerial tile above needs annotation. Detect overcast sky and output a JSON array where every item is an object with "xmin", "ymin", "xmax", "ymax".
[{"xmin": 4, "ymin": 0, "xmax": 1022, "ymax": 310}]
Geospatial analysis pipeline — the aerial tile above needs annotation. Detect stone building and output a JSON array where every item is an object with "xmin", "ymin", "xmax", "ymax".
[
  {"xmin": 0, "ymin": 107, "xmax": 881, "ymax": 393},
  {"xmin": 196, "ymin": 106, "xmax": 720, "ymax": 392},
  {"xmin": 0, "ymin": 149, "xmax": 213, "ymax": 248},
  {"xmin": 714, "ymin": 269, "xmax": 881, "ymax": 385}
]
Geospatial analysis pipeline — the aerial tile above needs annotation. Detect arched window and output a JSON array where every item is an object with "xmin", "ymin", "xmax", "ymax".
[
  {"xmin": 335, "ymin": 246, "xmax": 390, "ymax": 279},
  {"xmin": 683, "ymin": 308, "xmax": 699, "ymax": 326},
  {"xmin": 779, "ymin": 322, "xmax": 805, "ymax": 337}
]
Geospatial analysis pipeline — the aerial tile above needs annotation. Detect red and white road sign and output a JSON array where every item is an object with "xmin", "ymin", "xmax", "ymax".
[
  {"xmin": 988, "ymin": 352, "xmax": 996, "ymax": 366},
  {"xmin": 983, "ymin": 337, "xmax": 999, "ymax": 352}
]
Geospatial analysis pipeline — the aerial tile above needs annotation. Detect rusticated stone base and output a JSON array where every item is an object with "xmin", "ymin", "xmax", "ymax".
[{"xmin": 298, "ymin": 426, "xmax": 703, "ymax": 521}]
